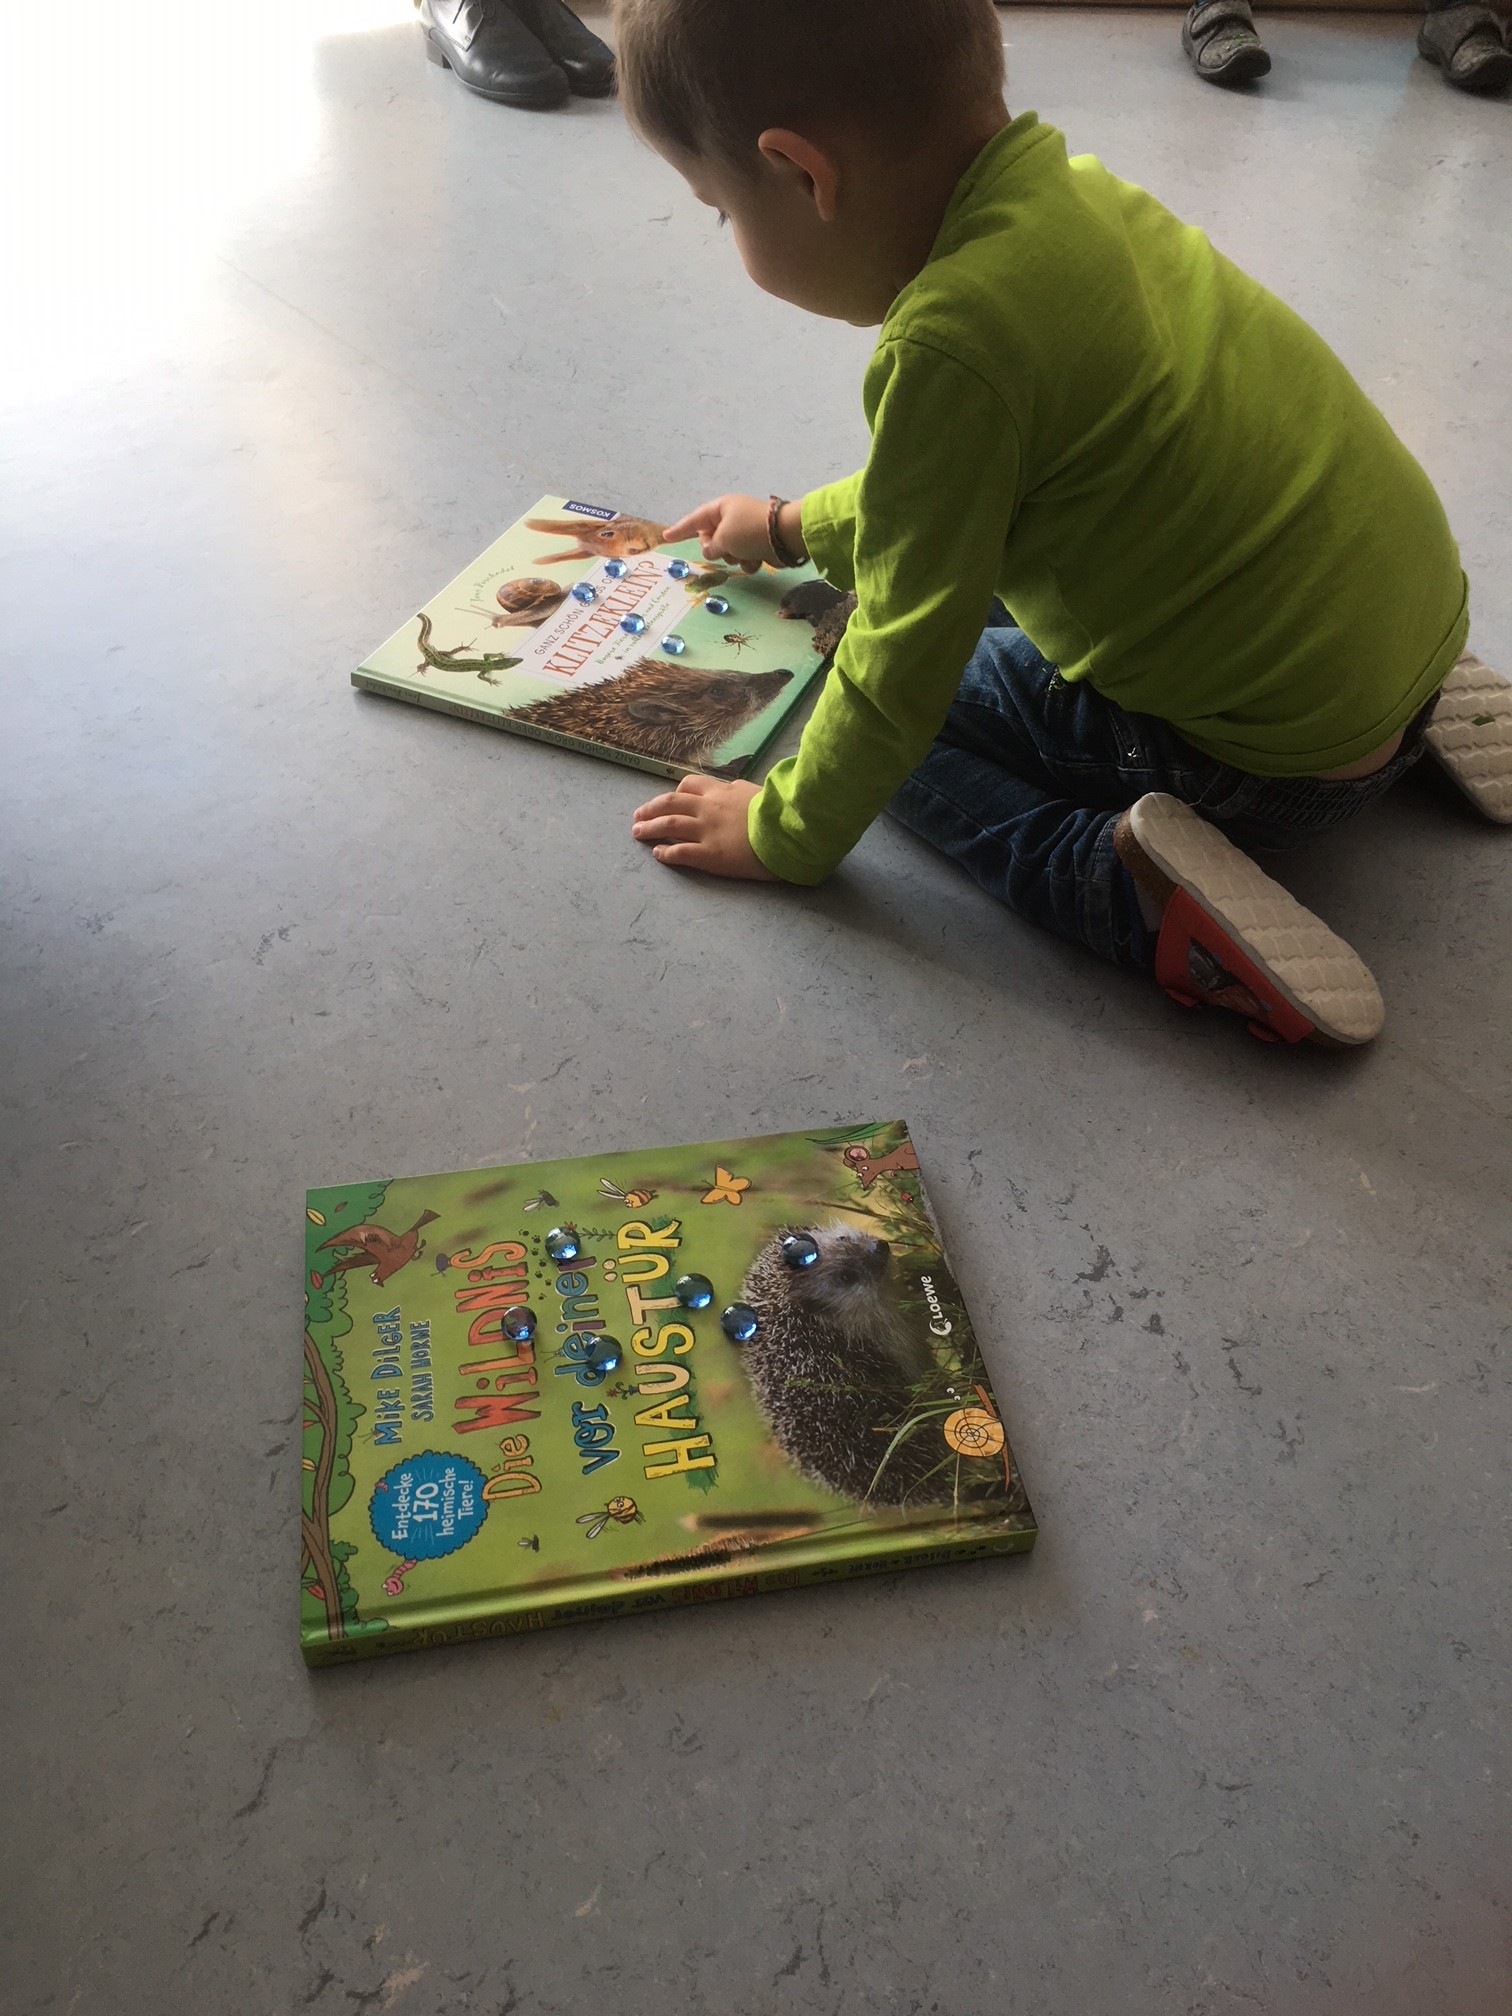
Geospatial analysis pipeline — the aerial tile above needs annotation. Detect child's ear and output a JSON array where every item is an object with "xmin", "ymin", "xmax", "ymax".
[{"xmin": 756, "ymin": 128, "xmax": 840, "ymax": 223}]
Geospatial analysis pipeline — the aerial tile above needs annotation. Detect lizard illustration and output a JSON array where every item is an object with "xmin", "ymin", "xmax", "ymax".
[{"xmin": 413, "ymin": 612, "xmax": 522, "ymax": 686}]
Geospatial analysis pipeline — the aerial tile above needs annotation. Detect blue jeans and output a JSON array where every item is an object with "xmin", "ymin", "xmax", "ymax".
[{"xmin": 889, "ymin": 620, "xmax": 1435, "ymax": 972}]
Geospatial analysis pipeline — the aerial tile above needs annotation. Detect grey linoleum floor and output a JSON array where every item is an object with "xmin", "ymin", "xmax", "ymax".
[{"xmin": 3, "ymin": 5, "xmax": 1509, "ymax": 2011}]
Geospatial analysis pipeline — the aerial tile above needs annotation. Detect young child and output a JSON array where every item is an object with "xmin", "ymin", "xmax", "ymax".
[{"xmin": 619, "ymin": 0, "xmax": 1510, "ymax": 1047}]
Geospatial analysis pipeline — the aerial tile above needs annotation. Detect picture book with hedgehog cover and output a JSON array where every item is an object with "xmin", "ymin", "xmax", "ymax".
[
  {"xmin": 301, "ymin": 1122, "xmax": 1037, "ymax": 1664},
  {"xmin": 354, "ymin": 494, "xmax": 848, "ymax": 782}
]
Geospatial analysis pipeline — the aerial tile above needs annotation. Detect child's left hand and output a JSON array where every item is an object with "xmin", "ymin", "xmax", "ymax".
[{"xmin": 631, "ymin": 776, "xmax": 778, "ymax": 881}]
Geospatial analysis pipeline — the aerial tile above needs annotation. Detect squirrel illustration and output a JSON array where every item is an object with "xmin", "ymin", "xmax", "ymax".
[
  {"xmin": 317, "ymin": 1210, "xmax": 439, "ymax": 1288},
  {"xmin": 734, "ymin": 1224, "xmax": 957, "ymax": 1507}
]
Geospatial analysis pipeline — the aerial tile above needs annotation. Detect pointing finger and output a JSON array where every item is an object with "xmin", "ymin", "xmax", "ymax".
[{"xmin": 662, "ymin": 503, "xmax": 720, "ymax": 544}]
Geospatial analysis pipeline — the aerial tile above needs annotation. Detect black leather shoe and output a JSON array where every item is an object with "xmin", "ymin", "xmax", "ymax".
[
  {"xmin": 503, "ymin": 0, "xmax": 615, "ymax": 96},
  {"xmin": 419, "ymin": 0, "xmax": 569, "ymax": 108}
]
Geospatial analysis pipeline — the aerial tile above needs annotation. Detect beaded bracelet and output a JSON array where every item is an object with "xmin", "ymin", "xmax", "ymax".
[{"xmin": 767, "ymin": 494, "xmax": 804, "ymax": 570}]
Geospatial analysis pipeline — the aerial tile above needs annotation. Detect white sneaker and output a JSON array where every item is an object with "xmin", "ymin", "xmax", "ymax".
[
  {"xmin": 1114, "ymin": 793, "xmax": 1385, "ymax": 1047},
  {"xmin": 1423, "ymin": 653, "xmax": 1512, "ymax": 825}
]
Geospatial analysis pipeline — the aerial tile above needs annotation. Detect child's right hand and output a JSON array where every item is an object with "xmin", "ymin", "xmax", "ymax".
[{"xmin": 662, "ymin": 493, "xmax": 778, "ymax": 572}]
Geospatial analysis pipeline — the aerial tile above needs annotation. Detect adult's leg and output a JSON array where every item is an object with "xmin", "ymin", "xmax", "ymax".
[
  {"xmin": 1181, "ymin": 0, "xmax": 1271, "ymax": 85},
  {"xmin": 1417, "ymin": 0, "xmax": 1512, "ymax": 92},
  {"xmin": 419, "ymin": 0, "xmax": 570, "ymax": 106}
]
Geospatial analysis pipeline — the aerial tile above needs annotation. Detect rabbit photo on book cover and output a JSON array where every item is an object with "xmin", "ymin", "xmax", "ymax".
[{"xmin": 526, "ymin": 513, "xmax": 668, "ymax": 565}]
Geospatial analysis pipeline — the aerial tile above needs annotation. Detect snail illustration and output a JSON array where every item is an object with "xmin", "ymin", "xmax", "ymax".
[{"xmin": 464, "ymin": 577, "xmax": 570, "ymax": 629}]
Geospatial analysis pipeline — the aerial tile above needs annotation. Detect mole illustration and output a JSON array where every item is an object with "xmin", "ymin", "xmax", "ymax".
[
  {"xmin": 525, "ymin": 514, "xmax": 667, "ymax": 566},
  {"xmin": 505, "ymin": 658, "xmax": 792, "ymax": 772},
  {"xmin": 317, "ymin": 1210, "xmax": 439, "ymax": 1288},
  {"xmin": 779, "ymin": 579, "xmax": 858, "ymax": 661},
  {"xmin": 734, "ymin": 1224, "xmax": 957, "ymax": 1507}
]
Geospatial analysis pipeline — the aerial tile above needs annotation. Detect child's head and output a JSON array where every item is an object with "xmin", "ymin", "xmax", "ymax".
[{"xmin": 614, "ymin": 0, "xmax": 1007, "ymax": 325}]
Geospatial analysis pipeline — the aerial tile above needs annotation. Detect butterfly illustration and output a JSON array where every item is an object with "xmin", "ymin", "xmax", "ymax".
[{"xmin": 701, "ymin": 1166, "xmax": 750, "ymax": 1206}]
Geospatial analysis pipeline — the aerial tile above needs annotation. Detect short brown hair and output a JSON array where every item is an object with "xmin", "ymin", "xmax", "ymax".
[{"xmin": 613, "ymin": 0, "xmax": 1006, "ymax": 171}]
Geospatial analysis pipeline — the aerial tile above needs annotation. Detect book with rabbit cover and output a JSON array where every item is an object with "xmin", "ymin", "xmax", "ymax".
[
  {"xmin": 301, "ymin": 1121, "xmax": 1036, "ymax": 1665},
  {"xmin": 353, "ymin": 494, "xmax": 847, "ymax": 782}
]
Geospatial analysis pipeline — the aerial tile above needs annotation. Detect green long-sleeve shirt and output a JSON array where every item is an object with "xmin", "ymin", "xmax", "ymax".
[{"xmin": 748, "ymin": 113, "xmax": 1468, "ymax": 885}]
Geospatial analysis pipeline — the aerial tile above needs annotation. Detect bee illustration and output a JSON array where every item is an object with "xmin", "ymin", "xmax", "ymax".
[
  {"xmin": 599, "ymin": 1176, "xmax": 658, "ymax": 1209},
  {"xmin": 723, "ymin": 632, "xmax": 755, "ymax": 654},
  {"xmin": 523, "ymin": 1189, "xmax": 560, "ymax": 1212},
  {"xmin": 577, "ymin": 1496, "xmax": 643, "ymax": 1541}
]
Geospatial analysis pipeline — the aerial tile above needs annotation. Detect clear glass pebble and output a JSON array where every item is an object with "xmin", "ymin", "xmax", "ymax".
[
  {"xmin": 703, "ymin": 594, "xmax": 731, "ymax": 616},
  {"xmin": 501, "ymin": 1305, "xmax": 536, "ymax": 1342},
  {"xmin": 620, "ymin": 613, "xmax": 647, "ymax": 636},
  {"xmin": 545, "ymin": 1227, "xmax": 582, "ymax": 1263},
  {"xmin": 780, "ymin": 1233, "xmax": 820, "ymax": 1270},
  {"xmin": 660, "ymin": 634, "xmax": 687, "ymax": 655},
  {"xmin": 604, "ymin": 558, "xmax": 630, "ymax": 578},
  {"xmin": 666, "ymin": 558, "xmax": 692, "ymax": 579},
  {"xmin": 570, "ymin": 582, "xmax": 597, "ymax": 604},
  {"xmin": 675, "ymin": 1273, "xmax": 714, "ymax": 1309}
]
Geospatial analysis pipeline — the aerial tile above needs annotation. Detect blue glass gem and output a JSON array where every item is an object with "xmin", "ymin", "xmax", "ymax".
[
  {"xmin": 721, "ymin": 1302, "xmax": 760, "ymax": 1344},
  {"xmin": 570, "ymin": 581, "xmax": 597, "ymax": 604},
  {"xmin": 604, "ymin": 558, "xmax": 630, "ymax": 579},
  {"xmin": 557, "ymin": 1330, "xmax": 620, "ymax": 1385},
  {"xmin": 586, "ymin": 1333, "xmax": 622, "ymax": 1374},
  {"xmin": 544, "ymin": 1227, "xmax": 582, "ymax": 1263},
  {"xmin": 675, "ymin": 1273, "xmax": 714, "ymax": 1310},
  {"xmin": 660, "ymin": 633, "xmax": 687, "ymax": 656},
  {"xmin": 501, "ymin": 1305, "xmax": 536, "ymax": 1342},
  {"xmin": 620, "ymin": 613, "xmax": 647, "ymax": 636},
  {"xmin": 703, "ymin": 594, "xmax": 731, "ymax": 616},
  {"xmin": 666, "ymin": 558, "xmax": 693, "ymax": 580},
  {"xmin": 780, "ymin": 1232, "xmax": 820, "ymax": 1270}
]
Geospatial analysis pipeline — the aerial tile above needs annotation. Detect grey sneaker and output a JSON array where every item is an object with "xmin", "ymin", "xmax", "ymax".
[
  {"xmin": 1417, "ymin": 3, "xmax": 1512, "ymax": 91},
  {"xmin": 1182, "ymin": 0, "xmax": 1272, "ymax": 85}
]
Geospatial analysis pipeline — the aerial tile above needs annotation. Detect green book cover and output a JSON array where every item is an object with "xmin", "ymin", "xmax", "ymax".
[
  {"xmin": 300, "ymin": 1122, "xmax": 1036, "ymax": 1664},
  {"xmin": 353, "ymin": 493, "xmax": 839, "ymax": 782}
]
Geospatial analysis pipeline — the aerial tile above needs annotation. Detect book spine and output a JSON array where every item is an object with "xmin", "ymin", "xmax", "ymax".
[
  {"xmin": 350, "ymin": 672, "xmax": 695, "ymax": 785},
  {"xmin": 301, "ymin": 1524, "xmax": 1036, "ymax": 1667}
]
